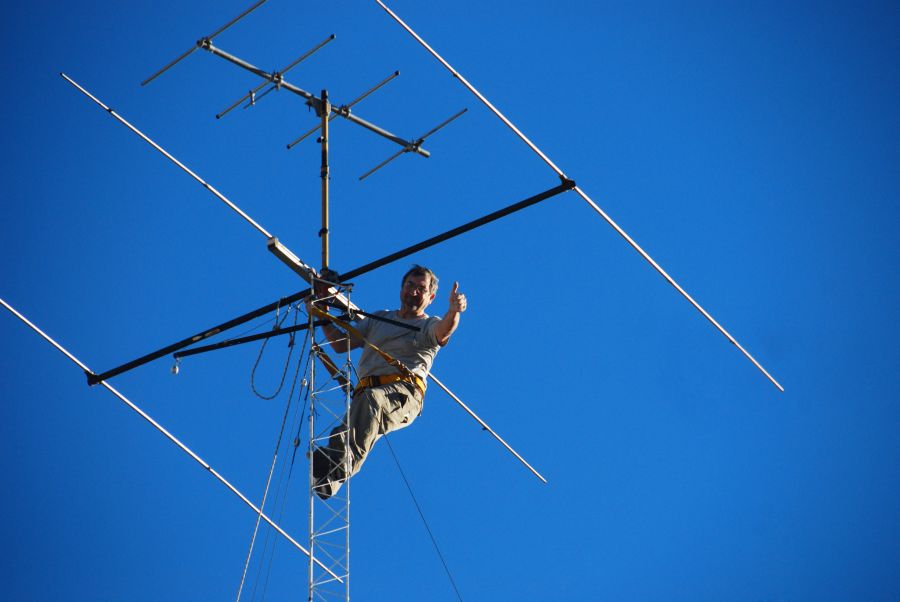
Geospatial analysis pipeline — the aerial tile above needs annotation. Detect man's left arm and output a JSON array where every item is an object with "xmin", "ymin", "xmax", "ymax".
[{"xmin": 434, "ymin": 281, "xmax": 467, "ymax": 346}]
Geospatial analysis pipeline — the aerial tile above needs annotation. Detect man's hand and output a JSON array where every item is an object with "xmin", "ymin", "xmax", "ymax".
[
  {"xmin": 306, "ymin": 269, "xmax": 339, "ymax": 322},
  {"xmin": 436, "ymin": 281, "xmax": 466, "ymax": 346},
  {"xmin": 448, "ymin": 281, "xmax": 467, "ymax": 314},
  {"xmin": 313, "ymin": 268, "xmax": 340, "ymax": 298}
]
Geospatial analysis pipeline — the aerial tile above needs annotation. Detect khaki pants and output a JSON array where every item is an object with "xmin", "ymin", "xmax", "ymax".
[{"xmin": 315, "ymin": 381, "xmax": 423, "ymax": 498}]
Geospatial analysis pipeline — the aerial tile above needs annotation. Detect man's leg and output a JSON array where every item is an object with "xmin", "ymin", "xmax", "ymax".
[
  {"xmin": 346, "ymin": 381, "xmax": 422, "ymax": 479},
  {"xmin": 315, "ymin": 382, "xmax": 421, "ymax": 498}
]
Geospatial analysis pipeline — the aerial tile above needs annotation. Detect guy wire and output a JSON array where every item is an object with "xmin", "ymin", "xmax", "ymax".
[
  {"xmin": 237, "ymin": 330, "xmax": 310, "ymax": 602},
  {"xmin": 254, "ymin": 348, "xmax": 312, "ymax": 601},
  {"xmin": 384, "ymin": 435, "xmax": 464, "ymax": 602}
]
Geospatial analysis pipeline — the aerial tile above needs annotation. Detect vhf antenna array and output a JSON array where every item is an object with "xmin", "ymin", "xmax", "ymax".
[
  {"xmin": 141, "ymin": 0, "xmax": 466, "ymax": 225},
  {"xmin": 2, "ymin": 0, "xmax": 786, "ymax": 599},
  {"xmin": 136, "ymin": 3, "xmax": 475, "ymax": 599}
]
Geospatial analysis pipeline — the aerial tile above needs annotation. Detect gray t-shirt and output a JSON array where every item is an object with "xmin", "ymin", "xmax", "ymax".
[{"xmin": 353, "ymin": 310, "xmax": 442, "ymax": 385}]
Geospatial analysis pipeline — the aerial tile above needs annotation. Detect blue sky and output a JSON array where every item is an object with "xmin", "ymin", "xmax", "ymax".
[{"xmin": 2, "ymin": 1, "xmax": 898, "ymax": 600}]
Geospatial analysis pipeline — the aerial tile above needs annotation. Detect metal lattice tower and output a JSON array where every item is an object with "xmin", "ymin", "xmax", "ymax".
[{"xmin": 306, "ymin": 288, "xmax": 354, "ymax": 601}]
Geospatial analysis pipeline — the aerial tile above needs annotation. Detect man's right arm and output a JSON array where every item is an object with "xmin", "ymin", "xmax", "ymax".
[
  {"xmin": 308, "ymin": 268, "xmax": 362, "ymax": 353},
  {"xmin": 317, "ymin": 319, "xmax": 361, "ymax": 353}
]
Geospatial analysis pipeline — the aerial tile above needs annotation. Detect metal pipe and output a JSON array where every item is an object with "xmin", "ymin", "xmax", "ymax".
[
  {"xmin": 358, "ymin": 147, "xmax": 405, "ymax": 181},
  {"xmin": 141, "ymin": 44, "xmax": 200, "ymax": 87},
  {"xmin": 359, "ymin": 107, "xmax": 466, "ymax": 180},
  {"xmin": 0, "ymin": 297, "xmax": 342, "ymax": 582},
  {"xmin": 87, "ymin": 287, "xmax": 312, "ymax": 384},
  {"xmin": 344, "ymin": 70, "xmax": 400, "ymax": 109},
  {"xmin": 374, "ymin": 0, "xmax": 784, "ymax": 392},
  {"xmin": 141, "ymin": 0, "xmax": 269, "ymax": 86},
  {"xmin": 307, "ymin": 320, "xmax": 316, "ymax": 600},
  {"xmin": 339, "ymin": 180, "xmax": 575, "ymax": 282},
  {"xmin": 287, "ymin": 71, "xmax": 400, "ymax": 149},
  {"xmin": 217, "ymin": 81, "xmax": 270, "ymax": 119},
  {"xmin": 170, "ymin": 311, "xmax": 417, "ymax": 363},
  {"xmin": 340, "ymin": 111, "xmax": 430, "ymax": 158},
  {"xmin": 217, "ymin": 34, "xmax": 336, "ymax": 119},
  {"xmin": 86, "ymin": 182, "xmax": 570, "ymax": 384},
  {"xmin": 205, "ymin": 43, "xmax": 308, "ymax": 95},
  {"xmin": 416, "ymin": 107, "xmax": 467, "ymax": 142},
  {"xmin": 320, "ymin": 89, "xmax": 331, "ymax": 270},
  {"xmin": 279, "ymin": 33, "xmax": 336, "ymax": 74},
  {"xmin": 172, "ymin": 320, "xmax": 333, "ymax": 360},
  {"xmin": 61, "ymin": 73, "xmax": 273, "ymax": 240},
  {"xmin": 206, "ymin": 0, "xmax": 269, "ymax": 42}
]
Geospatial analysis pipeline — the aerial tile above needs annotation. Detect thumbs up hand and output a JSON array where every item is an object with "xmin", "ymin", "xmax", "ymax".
[{"xmin": 448, "ymin": 281, "xmax": 467, "ymax": 314}]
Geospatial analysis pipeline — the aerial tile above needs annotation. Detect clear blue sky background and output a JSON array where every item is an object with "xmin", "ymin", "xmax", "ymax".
[{"xmin": 2, "ymin": 1, "xmax": 898, "ymax": 600}]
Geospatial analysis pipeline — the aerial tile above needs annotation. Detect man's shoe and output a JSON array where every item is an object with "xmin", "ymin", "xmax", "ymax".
[{"xmin": 312, "ymin": 447, "xmax": 330, "ymax": 482}]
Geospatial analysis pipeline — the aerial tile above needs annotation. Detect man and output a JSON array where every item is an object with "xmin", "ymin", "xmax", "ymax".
[{"xmin": 310, "ymin": 265, "xmax": 467, "ymax": 498}]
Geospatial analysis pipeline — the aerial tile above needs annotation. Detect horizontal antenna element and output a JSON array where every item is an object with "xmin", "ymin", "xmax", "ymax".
[
  {"xmin": 359, "ymin": 108, "xmax": 467, "ymax": 180},
  {"xmin": 287, "ymin": 70, "xmax": 400, "ymax": 149},
  {"xmin": 217, "ymin": 34, "xmax": 336, "ymax": 119},
  {"xmin": 375, "ymin": 0, "xmax": 783, "ymax": 392},
  {"xmin": 61, "ymin": 73, "xmax": 273, "ymax": 239},
  {"xmin": 0, "ymin": 297, "xmax": 341, "ymax": 582},
  {"xmin": 85, "ymin": 181, "xmax": 573, "ymax": 384},
  {"xmin": 141, "ymin": 0, "xmax": 270, "ymax": 86}
]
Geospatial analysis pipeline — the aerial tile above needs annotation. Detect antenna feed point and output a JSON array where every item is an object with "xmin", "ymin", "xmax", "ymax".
[
  {"xmin": 559, "ymin": 176, "xmax": 576, "ymax": 189},
  {"xmin": 85, "ymin": 370, "xmax": 100, "ymax": 387}
]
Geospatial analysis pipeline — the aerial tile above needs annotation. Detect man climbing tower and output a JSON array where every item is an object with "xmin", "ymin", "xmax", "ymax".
[{"xmin": 310, "ymin": 265, "xmax": 467, "ymax": 499}]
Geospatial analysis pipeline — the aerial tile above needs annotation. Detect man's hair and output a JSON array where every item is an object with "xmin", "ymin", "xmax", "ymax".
[{"xmin": 401, "ymin": 264, "xmax": 438, "ymax": 293}]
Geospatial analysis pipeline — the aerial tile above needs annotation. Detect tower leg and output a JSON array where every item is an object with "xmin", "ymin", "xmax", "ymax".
[{"xmin": 307, "ymin": 294, "xmax": 351, "ymax": 601}]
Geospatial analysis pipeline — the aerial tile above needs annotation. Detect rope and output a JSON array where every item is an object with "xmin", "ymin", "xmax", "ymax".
[
  {"xmin": 384, "ymin": 435, "xmax": 464, "ymax": 602},
  {"xmin": 250, "ymin": 307, "xmax": 298, "ymax": 400},
  {"xmin": 237, "ymin": 333, "xmax": 309, "ymax": 601},
  {"xmin": 308, "ymin": 304, "xmax": 415, "ymax": 379},
  {"xmin": 255, "ymin": 347, "xmax": 311, "ymax": 601}
]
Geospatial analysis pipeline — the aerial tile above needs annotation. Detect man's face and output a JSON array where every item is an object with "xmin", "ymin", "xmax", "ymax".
[{"xmin": 400, "ymin": 274, "xmax": 435, "ymax": 315}]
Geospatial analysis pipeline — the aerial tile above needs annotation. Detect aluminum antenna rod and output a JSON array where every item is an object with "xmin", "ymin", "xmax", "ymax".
[
  {"xmin": 428, "ymin": 373, "xmax": 547, "ymax": 483},
  {"xmin": 216, "ymin": 33, "xmax": 336, "ymax": 120},
  {"xmin": 0, "ymin": 297, "xmax": 342, "ymax": 583},
  {"xmin": 375, "ymin": 1, "xmax": 784, "ymax": 393},
  {"xmin": 141, "ymin": 0, "xmax": 269, "ymax": 87},
  {"xmin": 61, "ymin": 72, "xmax": 273, "ymax": 239},
  {"xmin": 61, "ymin": 72, "xmax": 354, "ymax": 293},
  {"xmin": 359, "ymin": 107, "xmax": 468, "ymax": 181},
  {"xmin": 287, "ymin": 70, "xmax": 401, "ymax": 149}
]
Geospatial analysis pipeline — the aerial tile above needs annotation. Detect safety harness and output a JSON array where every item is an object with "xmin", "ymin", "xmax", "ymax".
[{"xmin": 308, "ymin": 305, "xmax": 426, "ymax": 398}]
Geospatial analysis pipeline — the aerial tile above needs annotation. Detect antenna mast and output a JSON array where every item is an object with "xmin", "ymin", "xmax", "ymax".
[
  {"xmin": 136, "ymin": 3, "xmax": 470, "ymax": 598},
  {"xmin": 319, "ymin": 90, "xmax": 331, "ymax": 271}
]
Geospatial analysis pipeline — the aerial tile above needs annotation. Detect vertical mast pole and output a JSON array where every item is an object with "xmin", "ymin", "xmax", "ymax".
[
  {"xmin": 308, "ymin": 317, "xmax": 316, "ymax": 602},
  {"xmin": 320, "ymin": 90, "xmax": 331, "ymax": 270}
]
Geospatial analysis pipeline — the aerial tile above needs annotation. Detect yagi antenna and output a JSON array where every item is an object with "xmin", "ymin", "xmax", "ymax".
[
  {"xmin": 139, "ymin": 3, "xmax": 444, "ymax": 162},
  {"xmin": 137, "ymin": 2, "xmax": 467, "ymax": 273}
]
